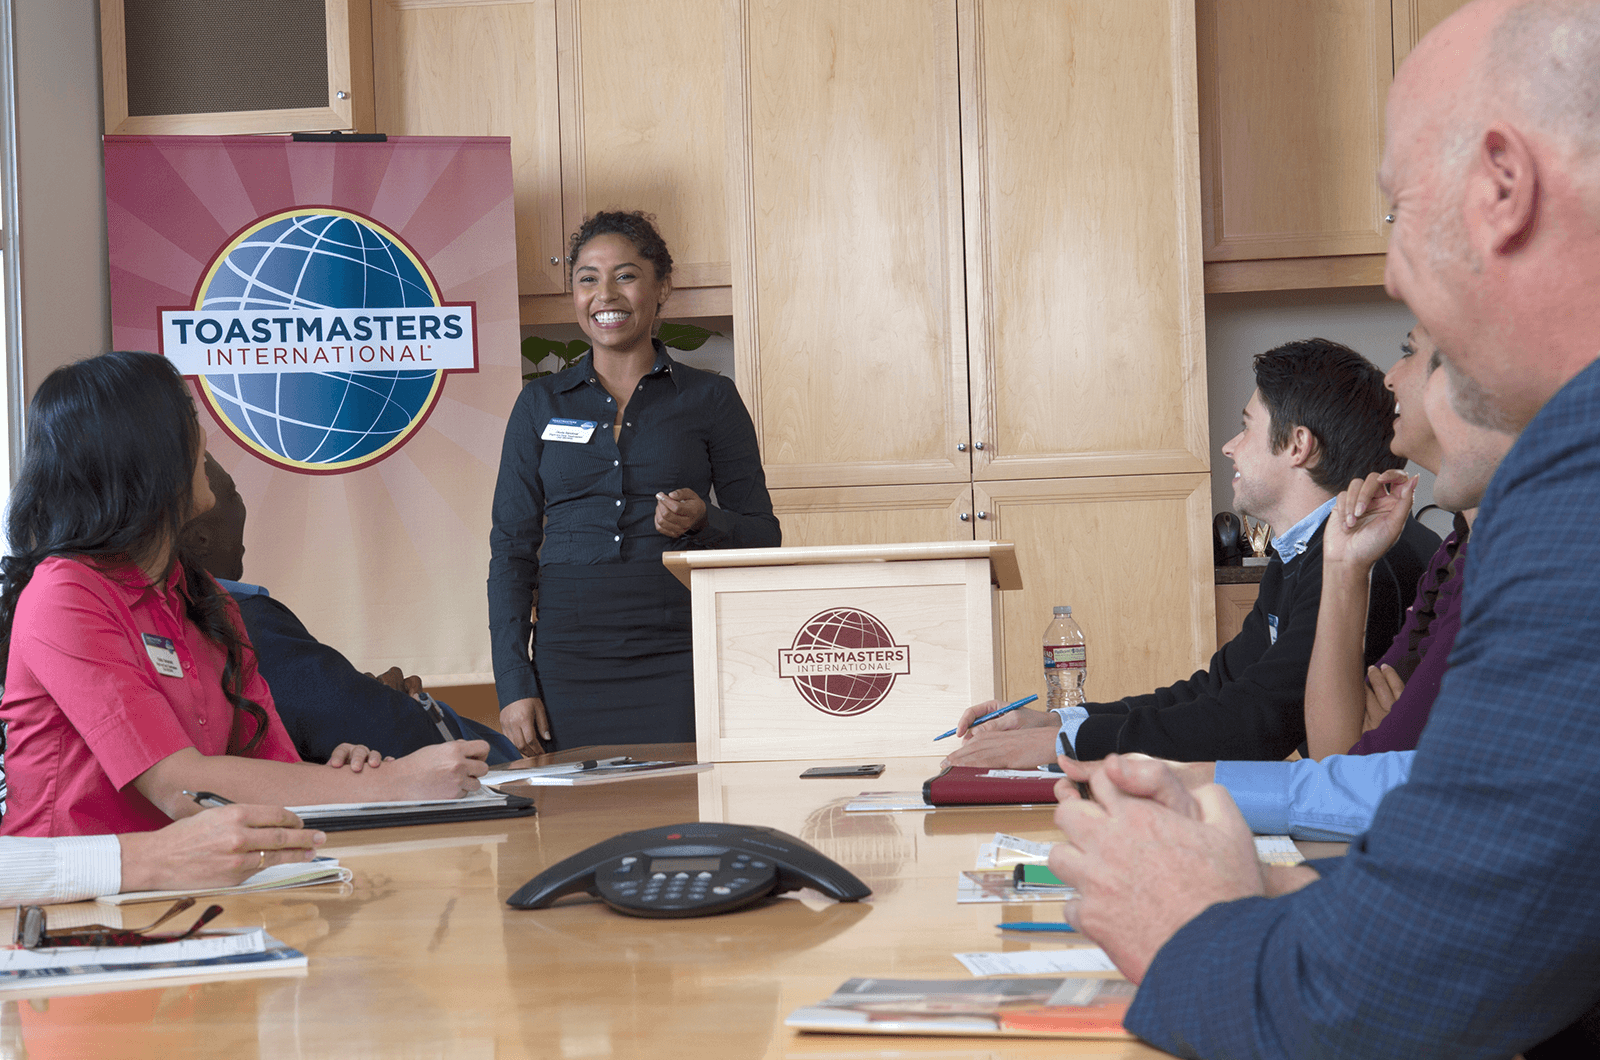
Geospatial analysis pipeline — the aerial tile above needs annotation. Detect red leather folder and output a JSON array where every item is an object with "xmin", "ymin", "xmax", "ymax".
[{"xmin": 922, "ymin": 765, "xmax": 1061, "ymax": 806}]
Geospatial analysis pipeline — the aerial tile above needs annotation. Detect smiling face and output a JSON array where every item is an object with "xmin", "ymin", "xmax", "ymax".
[
  {"xmin": 1220, "ymin": 390, "xmax": 1297, "ymax": 526},
  {"xmin": 1424, "ymin": 354, "xmax": 1515, "ymax": 513},
  {"xmin": 571, "ymin": 233, "xmax": 671, "ymax": 358},
  {"xmin": 1385, "ymin": 324, "xmax": 1444, "ymax": 474}
]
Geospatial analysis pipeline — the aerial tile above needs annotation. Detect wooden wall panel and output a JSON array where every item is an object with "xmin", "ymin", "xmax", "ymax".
[
  {"xmin": 1198, "ymin": 0, "xmax": 1393, "ymax": 261},
  {"xmin": 372, "ymin": 0, "xmax": 566, "ymax": 295},
  {"xmin": 559, "ymin": 0, "xmax": 730, "ymax": 289},
  {"xmin": 1393, "ymin": 0, "xmax": 1473, "ymax": 65},
  {"xmin": 976, "ymin": 475, "xmax": 1216, "ymax": 706},
  {"xmin": 961, "ymin": 0, "xmax": 1208, "ymax": 482},
  {"xmin": 728, "ymin": 0, "xmax": 971, "ymax": 489}
]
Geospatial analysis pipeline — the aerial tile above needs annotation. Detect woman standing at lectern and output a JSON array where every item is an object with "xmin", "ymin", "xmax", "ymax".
[{"xmin": 488, "ymin": 211, "xmax": 780, "ymax": 753}]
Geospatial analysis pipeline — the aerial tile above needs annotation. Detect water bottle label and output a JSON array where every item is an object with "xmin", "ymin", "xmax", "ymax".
[{"xmin": 1044, "ymin": 645, "xmax": 1086, "ymax": 669}]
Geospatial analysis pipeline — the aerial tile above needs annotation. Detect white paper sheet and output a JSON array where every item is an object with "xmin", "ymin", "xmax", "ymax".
[{"xmin": 954, "ymin": 947, "xmax": 1119, "ymax": 976}]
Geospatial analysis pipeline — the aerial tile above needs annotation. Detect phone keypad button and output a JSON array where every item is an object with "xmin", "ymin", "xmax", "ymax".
[{"xmin": 712, "ymin": 886, "xmax": 731, "ymax": 895}]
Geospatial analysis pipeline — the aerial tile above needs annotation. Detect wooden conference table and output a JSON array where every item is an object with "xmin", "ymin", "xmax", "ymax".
[{"xmin": 1, "ymin": 746, "xmax": 1336, "ymax": 1059}]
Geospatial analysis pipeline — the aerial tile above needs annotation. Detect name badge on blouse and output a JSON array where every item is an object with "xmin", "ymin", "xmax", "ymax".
[
  {"xmin": 1267, "ymin": 614, "xmax": 1279, "ymax": 646},
  {"xmin": 142, "ymin": 633, "xmax": 184, "ymax": 678},
  {"xmin": 541, "ymin": 418, "xmax": 597, "ymax": 443}
]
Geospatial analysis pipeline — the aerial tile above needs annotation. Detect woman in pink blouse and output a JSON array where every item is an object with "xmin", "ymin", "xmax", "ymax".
[{"xmin": 0, "ymin": 351, "xmax": 489, "ymax": 837}]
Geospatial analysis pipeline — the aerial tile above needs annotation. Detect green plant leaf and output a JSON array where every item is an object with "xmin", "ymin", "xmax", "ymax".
[
  {"xmin": 520, "ymin": 335, "xmax": 592, "ymax": 379},
  {"xmin": 656, "ymin": 322, "xmax": 722, "ymax": 352}
]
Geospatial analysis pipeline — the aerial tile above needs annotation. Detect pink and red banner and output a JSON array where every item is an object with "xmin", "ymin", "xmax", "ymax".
[{"xmin": 106, "ymin": 135, "xmax": 521, "ymax": 682}]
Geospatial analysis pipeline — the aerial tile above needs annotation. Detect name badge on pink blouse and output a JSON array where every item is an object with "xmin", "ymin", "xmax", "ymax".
[{"xmin": 142, "ymin": 633, "xmax": 183, "ymax": 678}]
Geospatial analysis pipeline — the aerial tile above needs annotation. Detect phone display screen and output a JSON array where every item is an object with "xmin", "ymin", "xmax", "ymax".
[{"xmin": 649, "ymin": 856, "xmax": 723, "ymax": 873}]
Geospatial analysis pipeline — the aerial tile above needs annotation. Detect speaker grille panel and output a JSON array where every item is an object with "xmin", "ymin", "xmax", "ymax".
[{"xmin": 123, "ymin": 0, "xmax": 331, "ymax": 117}]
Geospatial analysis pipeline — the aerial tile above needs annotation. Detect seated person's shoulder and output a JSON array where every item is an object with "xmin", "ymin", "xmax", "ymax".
[{"xmin": 17, "ymin": 555, "xmax": 126, "ymax": 609}]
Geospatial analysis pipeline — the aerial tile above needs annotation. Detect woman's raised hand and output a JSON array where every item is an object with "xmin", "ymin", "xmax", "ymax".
[{"xmin": 1326, "ymin": 470, "xmax": 1416, "ymax": 569}]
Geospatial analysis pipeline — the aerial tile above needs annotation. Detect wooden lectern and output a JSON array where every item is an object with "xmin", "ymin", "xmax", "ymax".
[{"xmin": 663, "ymin": 542, "xmax": 1023, "ymax": 762}]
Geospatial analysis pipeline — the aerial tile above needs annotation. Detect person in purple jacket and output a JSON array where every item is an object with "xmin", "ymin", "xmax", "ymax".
[{"xmin": 1303, "ymin": 323, "xmax": 1515, "ymax": 759}]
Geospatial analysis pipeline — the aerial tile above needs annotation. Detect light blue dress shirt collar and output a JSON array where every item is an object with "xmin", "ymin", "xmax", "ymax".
[
  {"xmin": 214, "ymin": 578, "xmax": 270, "ymax": 598},
  {"xmin": 1270, "ymin": 497, "xmax": 1336, "ymax": 565}
]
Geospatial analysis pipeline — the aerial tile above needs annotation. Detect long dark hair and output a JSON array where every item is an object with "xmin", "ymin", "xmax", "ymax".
[{"xmin": 0, "ymin": 351, "xmax": 269, "ymax": 752}]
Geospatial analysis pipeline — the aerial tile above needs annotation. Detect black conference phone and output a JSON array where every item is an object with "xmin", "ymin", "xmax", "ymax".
[{"xmin": 507, "ymin": 822, "xmax": 872, "ymax": 918}]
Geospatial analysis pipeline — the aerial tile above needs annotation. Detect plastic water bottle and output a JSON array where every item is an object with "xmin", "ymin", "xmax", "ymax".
[{"xmin": 1043, "ymin": 605, "xmax": 1087, "ymax": 710}]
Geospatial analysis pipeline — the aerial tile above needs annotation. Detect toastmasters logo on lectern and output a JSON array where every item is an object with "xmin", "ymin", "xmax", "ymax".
[
  {"xmin": 160, "ymin": 208, "xmax": 478, "ymax": 475},
  {"xmin": 777, "ymin": 608, "xmax": 912, "ymax": 716}
]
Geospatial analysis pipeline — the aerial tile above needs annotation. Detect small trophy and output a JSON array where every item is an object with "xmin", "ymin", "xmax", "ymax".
[{"xmin": 1242, "ymin": 517, "xmax": 1272, "ymax": 566}]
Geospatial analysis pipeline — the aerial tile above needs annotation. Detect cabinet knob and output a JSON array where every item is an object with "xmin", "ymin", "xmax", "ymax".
[
  {"xmin": 550, "ymin": 256, "xmax": 560, "ymax": 265},
  {"xmin": 959, "ymin": 512, "xmax": 970, "ymax": 522},
  {"xmin": 336, "ymin": 90, "xmax": 349, "ymax": 100},
  {"xmin": 976, "ymin": 511, "xmax": 988, "ymax": 520},
  {"xmin": 973, "ymin": 441, "xmax": 985, "ymax": 450},
  {"xmin": 956, "ymin": 443, "xmax": 968, "ymax": 452}
]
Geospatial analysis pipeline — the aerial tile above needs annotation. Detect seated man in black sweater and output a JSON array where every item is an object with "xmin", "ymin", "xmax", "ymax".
[
  {"xmin": 183, "ymin": 455, "xmax": 519, "ymax": 766},
  {"xmin": 947, "ymin": 338, "xmax": 1438, "ymax": 765}
]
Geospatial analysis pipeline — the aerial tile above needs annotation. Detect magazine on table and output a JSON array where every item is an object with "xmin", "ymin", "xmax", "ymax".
[
  {"xmin": 786, "ymin": 976, "xmax": 1135, "ymax": 1039},
  {"xmin": 0, "ymin": 929, "xmax": 306, "ymax": 999}
]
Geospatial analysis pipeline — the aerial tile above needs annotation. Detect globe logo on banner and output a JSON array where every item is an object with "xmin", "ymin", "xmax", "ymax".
[
  {"xmin": 159, "ymin": 208, "xmax": 478, "ymax": 474},
  {"xmin": 777, "ymin": 608, "xmax": 912, "ymax": 716}
]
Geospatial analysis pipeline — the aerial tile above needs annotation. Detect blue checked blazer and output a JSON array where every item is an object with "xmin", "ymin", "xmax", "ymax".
[{"xmin": 1128, "ymin": 355, "xmax": 1600, "ymax": 1058}]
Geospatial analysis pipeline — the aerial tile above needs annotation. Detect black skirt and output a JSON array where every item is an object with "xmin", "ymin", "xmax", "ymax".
[{"xmin": 532, "ymin": 563, "xmax": 695, "ymax": 749}]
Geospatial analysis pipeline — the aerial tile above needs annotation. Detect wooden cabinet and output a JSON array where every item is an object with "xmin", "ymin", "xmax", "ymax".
[
  {"xmin": 962, "ymin": 1, "xmax": 1209, "ymax": 484},
  {"xmin": 372, "ymin": 0, "xmax": 565, "ymax": 296},
  {"xmin": 975, "ymin": 476, "xmax": 1216, "ymax": 704},
  {"xmin": 1198, "ymin": 0, "xmax": 1471, "ymax": 293},
  {"xmin": 372, "ymin": 0, "xmax": 731, "ymax": 320},
  {"xmin": 557, "ymin": 0, "xmax": 730, "ymax": 292},
  {"xmin": 728, "ymin": 0, "xmax": 970, "ymax": 489},
  {"xmin": 734, "ymin": 1, "xmax": 1216, "ymax": 702},
  {"xmin": 1215, "ymin": 580, "xmax": 1260, "ymax": 648},
  {"xmin": 102, "ymin": 0, "xmax": 374, "ymax": 135}
]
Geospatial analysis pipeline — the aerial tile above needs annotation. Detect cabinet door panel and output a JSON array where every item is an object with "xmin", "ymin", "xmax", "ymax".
[
  {"xmin": 729, "ymin": 0, "xmax": 971, "ymax": 489},
  {"xmin": 372, "ymin": 0, "xmax": 566, "ymax": 295},
  {"xmin": 104, "ymin": 0, "xmax": 373, "ymax": 135},
  {"xmin": 1198, "ymin": 0, "xmax": 1393, "ymax": 260},
  {"xmin": 769, "ymin": 484, "xmax": 975, "ymax": 549},
  {"xmin": 962, "ymin": 0, "xmax": 1209, "ymax": 480},
  {"xmin": 559, "ymin": 0, "xmax": 729, "ymax": 289},
  {"xmin": 975, "ymin": 475, "xmax": 1216, "ymax": 707}
]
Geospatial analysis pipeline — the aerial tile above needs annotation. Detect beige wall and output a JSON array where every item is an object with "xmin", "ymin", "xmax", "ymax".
[{"xmin": 12, "ymin": 0, "xmax": 111, "ymax": 397}]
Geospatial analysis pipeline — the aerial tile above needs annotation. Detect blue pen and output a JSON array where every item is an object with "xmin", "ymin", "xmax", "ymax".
[
  {"xmin": 933, "ymin": 694, "xmax": 1039, "ymax": 742},
  {"xmin": 997, "ymin": 922, "xmax": 1077, "ymax": 933}
]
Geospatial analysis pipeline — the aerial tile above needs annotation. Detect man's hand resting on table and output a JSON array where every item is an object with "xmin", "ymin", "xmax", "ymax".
[
  {"xmin": 941, "ymin": 701, "xmax": 1059, "ymax": 769},
  {"xmin": 1047, "ymin": 753, "xmax": 1267, "ymax": 983},
  {"xmin": 1058, "ymin": 756, "xmax": 1321, "ymax": 901}
]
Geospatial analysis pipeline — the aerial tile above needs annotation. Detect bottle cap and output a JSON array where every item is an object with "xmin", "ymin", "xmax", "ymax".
[{"xmin": 1053, "ymin": 605, "xmax": 1072, "ymax": 615}]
